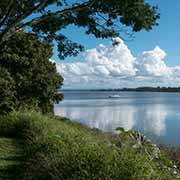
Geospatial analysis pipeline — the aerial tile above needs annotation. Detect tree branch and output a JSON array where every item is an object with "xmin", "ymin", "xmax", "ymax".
[
  {"xmin": 13, "ymin": 0, "xmax": 49, "ymax": 27},
  {"xmin": 0, "ymin": 0, "xmax": 48, "ymax": 41},
  {"xmin": 15, "ymin": 3, "xmax": 89, "ymax": 32},
  {"xmin": 0, "ymin": 0, "xmax": 14, "ymax": 28}
]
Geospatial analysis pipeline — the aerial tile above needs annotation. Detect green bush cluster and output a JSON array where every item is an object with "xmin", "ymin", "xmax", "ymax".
[
  {"xmin": 0, "ymin": 32, "xmax": 63, "ymax": 115},
  {"xmin": 0, "ymin": 67, "xmax": 16, "ymax": 114},
  {"xmin": 0, "ymin": 111, "xmax": 178, "ymax": 180}
]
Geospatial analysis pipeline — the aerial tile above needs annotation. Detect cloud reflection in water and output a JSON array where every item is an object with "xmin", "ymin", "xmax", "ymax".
[{"xmin": 54, "ymin": 100, "xmax": 167, "ymax": 137}]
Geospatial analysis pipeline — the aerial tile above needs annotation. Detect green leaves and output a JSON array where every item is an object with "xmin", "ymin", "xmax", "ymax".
[
  {"xmin": 0, "ymin": 32, "xmax": 63, "ymax": 114},
  {"xmin": 116, "ymin": 127, "xmax": 125, "ymax": 133},
  {"xmin": 0, "ymin": 67, "xmax": 16, "ymax": 114},
  {"xmin": 116, "ymin": 127, "xmax": 134, "ymax": 139},
  {"xmin": 56, "ymin": 34, "xmax": 84, "ymax": 59},
  {"xmin": 0, "ymin": 0, "xmax": 160, "ymax": 59}
]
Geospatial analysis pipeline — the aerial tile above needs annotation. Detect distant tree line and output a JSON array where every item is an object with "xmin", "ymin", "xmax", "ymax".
[
  {"xmin": 121, "ymin": 87, "xmax": 180, "ymax": 92},
  {"xmin": 63, "ymin": 87, "xmax": 180, "ymax": 92}
]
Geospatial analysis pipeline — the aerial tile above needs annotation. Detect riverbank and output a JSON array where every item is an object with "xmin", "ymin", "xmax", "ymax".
[{"xmin": 0, "ymin": 110, "xmax": 179, "ymax": 179}]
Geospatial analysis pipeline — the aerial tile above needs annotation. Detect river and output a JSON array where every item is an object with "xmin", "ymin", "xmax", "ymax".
[{"xmin": 54, "ymin": 91, "xmax": 180, "ymax": 146}]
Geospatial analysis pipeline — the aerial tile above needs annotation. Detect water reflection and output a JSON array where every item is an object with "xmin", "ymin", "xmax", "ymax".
[
  {"xmin": 54, "ymin": 101, "xmax": 167, "ymax": 137},
  {"xmin": 54, "ymin": 91, "xmax": 180, "ymax": 146},
  {"xmin": 135, "ymin": 105, "xmax": 167, "ymax": 137}
]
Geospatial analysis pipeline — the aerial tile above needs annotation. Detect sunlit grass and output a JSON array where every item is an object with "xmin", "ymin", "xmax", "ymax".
[{"xmin": 0, "ymin": 110, "xmax": 179, "ymax": 180}]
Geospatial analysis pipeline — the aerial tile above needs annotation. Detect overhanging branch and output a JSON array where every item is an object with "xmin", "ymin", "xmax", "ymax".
[
  {"xmin": 16, "ymin": 3, "xmax": 89, "ymax": 32},
  {"xmin": 0, "ymin": 0, "xmax": 48, "ymax": 41},
  {"xmin": 0, "ymin": 0, "xmax": 14, "ymax": 27}
]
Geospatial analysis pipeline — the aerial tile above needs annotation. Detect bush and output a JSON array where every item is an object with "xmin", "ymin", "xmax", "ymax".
[
  {"xmin": 0, "ymin": 111, "xmax": 178, "ymax": 180},
  {"xmin": 0, "ymin": 32, "xmax": 63, "ymax": 114},
  {"xmin": 0, "ymin": 111, "xmax": 51, "ymax": 139},
  {"xmin": 0, "ymin": 67, "xmax": 16, "ymax": 114}
]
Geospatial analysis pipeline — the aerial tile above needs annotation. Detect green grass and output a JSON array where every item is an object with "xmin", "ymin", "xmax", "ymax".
[
  {"xmin": 0, "ymin": 110, "xmax": 179, "ymax": 180},
  {"xmin": 0, "ymin": 137, "xmax": 21, "ymax": 180}
]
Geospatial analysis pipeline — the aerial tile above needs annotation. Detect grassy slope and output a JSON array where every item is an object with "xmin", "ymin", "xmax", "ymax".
[
  {"xmin": 0, "ymin": 138, "xmax": 21, "ymax": 180},
  {"xmin": 0, "ymin": 111, "xmax": 179, "ymax": 180}
]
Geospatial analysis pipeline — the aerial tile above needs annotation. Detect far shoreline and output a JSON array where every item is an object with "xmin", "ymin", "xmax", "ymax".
[{"xmin": 61, "ymin": 86, "xmax": 180, "ymax": 93}]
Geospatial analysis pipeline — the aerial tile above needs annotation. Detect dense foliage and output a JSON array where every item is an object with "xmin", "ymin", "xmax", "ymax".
[
  {"xmin": 0, "ymin": 67, "xmax": 16, "ymax": 114},
  {"xmin": 0, "ymin": 0, "xmax": 160, "ymax": 59},
  {"xmin": 0, "ymin": 111, "xmax": 179, "ymax": 180},
  {"xmin": 0, "ymin": 32, "xmax": 63, "ymax": 114}
]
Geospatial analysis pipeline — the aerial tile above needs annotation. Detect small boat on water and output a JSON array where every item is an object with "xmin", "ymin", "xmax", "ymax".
[{"xmin": 108, "ymin": 94, "xmax": 121, "ymax": 98}]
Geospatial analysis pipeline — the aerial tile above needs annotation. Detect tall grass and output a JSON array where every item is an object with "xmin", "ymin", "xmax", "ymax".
[{"xmin": 0, "ymin": 111, "xmax": 178, "ymax": 179}]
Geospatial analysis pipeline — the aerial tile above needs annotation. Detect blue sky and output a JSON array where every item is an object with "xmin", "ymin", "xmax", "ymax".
[
  {"xmin": 54, "ymin": 0, "xmax": 180, "ymax": 89},
  {"xmin": 129, "ymin": 0, "xmax": 180, "ymax": 67},
  {"xmin": 53, "ymin": 0, "xmax": 180, "ymax": 67}
]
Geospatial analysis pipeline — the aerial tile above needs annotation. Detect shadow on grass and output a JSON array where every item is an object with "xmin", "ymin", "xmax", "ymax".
[{"xmin": 0, "ymin": 138, "xmax": 23, "ymax": 180}]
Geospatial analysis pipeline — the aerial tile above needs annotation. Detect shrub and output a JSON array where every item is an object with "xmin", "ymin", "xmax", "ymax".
[
  {"xmin": 0, "ymin": 111, "xmax": 51, "ymax": 140},
  {"xmin": 0, "ymin": 32, "xmax": 63, "ymax": 114},
  {"xmin": 0, "ymin": 67, "xmax": 16, "ymax": 114}
]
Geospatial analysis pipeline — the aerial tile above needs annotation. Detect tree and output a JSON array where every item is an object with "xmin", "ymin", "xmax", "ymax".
[
  {"xmin": 0, "ymin": 67, "xmax": 16, "ymax": 114},
  {"xmin": 0, "ymin": 0, "xmax": 160, "ymax": 59},
  {"xmin": 0, "ymin": 32, "xmax": 63, "ymax": 113}
]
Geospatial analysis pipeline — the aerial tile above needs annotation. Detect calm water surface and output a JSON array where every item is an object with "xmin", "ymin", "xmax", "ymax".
[{"xmin": 54, "ymin": 91, "xmax": 180, "ymax": 146}]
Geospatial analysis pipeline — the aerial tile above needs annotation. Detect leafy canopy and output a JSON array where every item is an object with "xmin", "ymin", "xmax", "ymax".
[
  {"xmin": 0, "ymin": 67, "xmax": 16, "ymax": 114},
  {"xmin": 0, "ymin": 32, "xmax": 63, "ymax": 114},
  {"xmin": 0, "ymin": 0, "xmax": 160, "ymax": 59}
]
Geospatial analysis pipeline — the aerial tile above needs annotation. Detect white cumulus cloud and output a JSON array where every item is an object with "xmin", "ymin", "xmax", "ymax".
[
  {"xmin": 136, "ymin": 46, "xmax": 171, "ymax": 77},
  {"xmin": 55, "ymin": 38, "xmax": 180, "ymax": 89}
]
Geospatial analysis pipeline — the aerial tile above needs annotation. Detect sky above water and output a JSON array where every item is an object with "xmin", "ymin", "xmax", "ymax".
[{"xmin": 52, "ymin": 0, "xmax": 180, "ymax": 89}]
